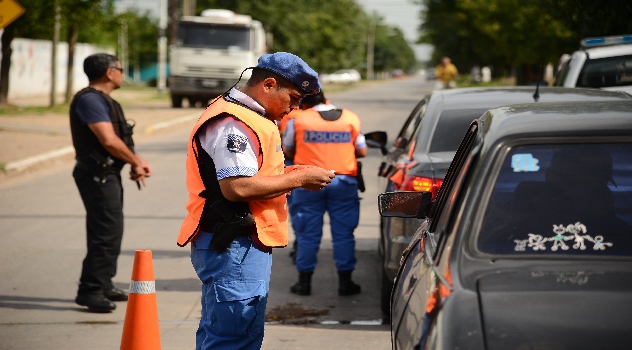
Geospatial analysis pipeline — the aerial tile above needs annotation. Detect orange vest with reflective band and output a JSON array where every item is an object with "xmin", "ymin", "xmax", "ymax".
[
  {"xmin": 293, "ymin": 108, "xmax": 360, "ymax": 176},
  {"xmin": 177, "ymin": 97, "xmax": 288, "ymax": 247}
]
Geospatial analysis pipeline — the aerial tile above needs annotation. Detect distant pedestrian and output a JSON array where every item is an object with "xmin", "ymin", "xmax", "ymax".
[
  {"xmin": 70, "ymin": 53, "xmax": 152, "ymax": 313},
  {"xmin": 435, "ymin": 57, "xmax": 459, "ymax": 89},
  {"xmin": 177, "ymin": 52, "xmax": 335, "ymax": 349},
  {"xmin": 283, "ymin": 90, "xmax": 368, "ymax": 296}
]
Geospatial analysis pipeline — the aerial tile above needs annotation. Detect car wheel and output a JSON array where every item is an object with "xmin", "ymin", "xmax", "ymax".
[{"xmin": 381, "ymin": 267, "xmax": 393, "ymax": 325}]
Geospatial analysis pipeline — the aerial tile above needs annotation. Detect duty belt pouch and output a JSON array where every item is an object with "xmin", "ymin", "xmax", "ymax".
[{"xmin": 208, "ymin": 197, "xmax": 256, "ymax": 253}]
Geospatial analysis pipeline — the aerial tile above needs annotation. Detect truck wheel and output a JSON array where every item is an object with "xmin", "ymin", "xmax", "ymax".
[{"xmin": 171, "ymin": 95, "xmax": 183, "ymax": 108}]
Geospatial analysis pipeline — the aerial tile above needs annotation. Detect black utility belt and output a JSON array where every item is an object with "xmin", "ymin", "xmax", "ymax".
[{"xmin": 75, "ymin": 161, "xmax": 123, "ymax": 173}]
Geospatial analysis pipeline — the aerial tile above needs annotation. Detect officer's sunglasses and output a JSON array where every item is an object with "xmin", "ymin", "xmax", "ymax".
[{"xmin": 110, "ymin": 66, "xmax": 124, "ymax": 73}]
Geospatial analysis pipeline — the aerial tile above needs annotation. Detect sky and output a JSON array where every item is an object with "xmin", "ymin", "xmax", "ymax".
[
  {"xmin": 355, "ymin": 0, "xmax": 433, "ymax": 61},
  {"xmin": 114, "ymin": 0, "xmax": 433, "ymax": 61}
]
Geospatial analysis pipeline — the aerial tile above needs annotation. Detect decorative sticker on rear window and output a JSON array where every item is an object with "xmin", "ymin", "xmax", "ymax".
[
  {"xmin": 513, "ymin": 222, "xmax": 613, "ymax": 252},
  {"xmin": 511, "ymin": 153, "xmax": 540, "ymax": 172}
]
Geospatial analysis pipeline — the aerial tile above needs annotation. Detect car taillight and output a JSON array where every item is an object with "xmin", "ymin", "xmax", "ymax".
[{"xmin": 398, "ymin": 175, "xmax": 443, "ymax": 198}]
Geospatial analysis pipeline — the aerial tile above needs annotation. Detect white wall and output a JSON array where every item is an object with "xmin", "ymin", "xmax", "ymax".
[{"xmin": 0, "ymin": 37, "xmax": 112, "ymax": 99}]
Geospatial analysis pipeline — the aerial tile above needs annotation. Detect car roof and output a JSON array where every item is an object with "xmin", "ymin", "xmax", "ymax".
[
  {"xmin": 479, "ymin": 99, "xmax": 632, "ymax": 150},
  {"xmin": 580, "ymin": 43, "xmax": 632, "ymax": 59},
  {"xmin": 432, "ymin": 86, "xmax": 632, "ymax": 110}
]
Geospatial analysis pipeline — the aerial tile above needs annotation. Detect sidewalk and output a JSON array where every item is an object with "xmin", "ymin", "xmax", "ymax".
[{"xmin": 0, "ymin": 88, "xmax": 200, "ymax": 182}]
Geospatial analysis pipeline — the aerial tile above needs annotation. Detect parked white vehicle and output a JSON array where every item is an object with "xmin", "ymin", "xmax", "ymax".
[
  {"xmin": 554, "ymin": 35, "xmax": 632, "ymax": 94},
  {"xmin": 321, "ymin": 69, "xmax": 361, "ymax": 84}
]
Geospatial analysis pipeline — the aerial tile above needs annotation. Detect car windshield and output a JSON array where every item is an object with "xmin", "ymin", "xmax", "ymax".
[
  {"xmin": 428, "ymin": 109, "xmax": 488, "ymax": 152},
  {"xmin": 576, "ymin": 54, "xmax": 632, "ymax": 88},
  {"xmin": 478, "ymin": 143, "xmax": 632, "ymax": 256},
  {"xmin": 176, "ymin": 23, "xmax": 250, "ymax": 50}
]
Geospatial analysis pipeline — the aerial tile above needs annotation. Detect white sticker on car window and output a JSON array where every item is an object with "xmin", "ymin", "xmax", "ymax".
[
  {"xmin": 511, "ymin": 153, "xmax": 540, "ymax": 172},
  {"xmin": 513, "ymin": 222, "xmax": 613, "ymax": 252}
]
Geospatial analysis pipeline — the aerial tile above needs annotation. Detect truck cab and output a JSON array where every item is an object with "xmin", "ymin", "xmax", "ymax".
[{"xmin": 168, "ymin": 9, "xmax": 267, "ymax": 107}]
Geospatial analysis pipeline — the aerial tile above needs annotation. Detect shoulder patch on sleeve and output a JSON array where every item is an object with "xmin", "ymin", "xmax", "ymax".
[{"xmin": 227, "ymin": 134, "xmax": 248, "ymax": 153}]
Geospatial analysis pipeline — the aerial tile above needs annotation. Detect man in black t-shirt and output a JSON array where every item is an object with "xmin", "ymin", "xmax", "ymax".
[{"xmin": 70, "ymin": 53, "xmax": 152, "ymax": 313}]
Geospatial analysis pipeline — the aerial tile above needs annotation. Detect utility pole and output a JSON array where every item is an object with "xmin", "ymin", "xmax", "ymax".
[
  {"xmin": 366, "ymin": 18, "xmax": 376, "ymax": 80},
  {"xmin": 157, "ymin": 0, "xmax": 168, "ymax": 93},
  {"xmin": 118, "ymin": 19, "xmax": 129, "ymax": 82},
  {"xmin": 170, "ymin": 0, "xmax": 178, "ymax": 44},
  {"xmin": 50, "ymin": 1, "xmax": 60, "ymax": 107},
  {"xmin": 182, "ymin": 0, "xmax": 196, "ymax": 16}
]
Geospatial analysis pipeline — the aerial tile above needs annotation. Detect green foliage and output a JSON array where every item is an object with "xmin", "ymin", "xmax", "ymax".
[
  {"xmin": 418, "ymin": 0, "xmax": 632, "ymax": 78},
  {"xmin": 373, "ymin": 26, "xmax": 417, "ymax": 72},
  {"xmin": 8, "ymin": 0, "xmax": 55, "ymax": 39},
  {"xmin": 11, "ymin": 0, "xmax": 419, "ymax": 77},
  {"xmin": 194, "ymin": 0, "xmax": 417, "ymax": 74},
  {"xmin": 117, "ymin": 10, "xmax": 159, "ymax": 69}
]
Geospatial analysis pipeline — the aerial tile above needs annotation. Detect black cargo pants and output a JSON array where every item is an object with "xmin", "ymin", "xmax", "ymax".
[{"xmin": 73, "ymin": 166, "xmax": 124, "ymax": 296}]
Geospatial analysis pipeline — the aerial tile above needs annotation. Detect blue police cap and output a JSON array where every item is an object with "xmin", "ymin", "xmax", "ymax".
[{"xmin": 256, "ymin": 52, "xmax": 321, "ymax": 95}]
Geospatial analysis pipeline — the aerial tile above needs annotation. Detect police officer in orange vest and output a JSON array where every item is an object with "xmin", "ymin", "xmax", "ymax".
[
  {"xmin": 283, "ymin": 90, "xmax": 368, "ymax": 296},
  {"xmin": 178, "ymin": 52, "xmax": 335, "ymax": 349}
]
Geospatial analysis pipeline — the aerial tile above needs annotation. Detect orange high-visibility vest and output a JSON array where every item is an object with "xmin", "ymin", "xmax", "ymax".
[
  {"xmin": 278, "ymin": 109, "xmax": 298, "ymax": 135},
  {"xmin": 293, "ymin": 108, "xmax": 361, "ymax": 176},
  {"xmin": 177, "ymin": 97, "xmax": 288, "ymax": 247}
]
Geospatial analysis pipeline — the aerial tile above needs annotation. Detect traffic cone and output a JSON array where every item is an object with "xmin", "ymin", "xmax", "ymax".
[{"xmin": 120, "ymin": 250, "xmax": 161, "ymax": 350}]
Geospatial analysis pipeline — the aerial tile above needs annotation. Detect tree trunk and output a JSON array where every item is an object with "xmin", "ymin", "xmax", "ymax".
[
  {"xmin": 0, "ymin": 27, "xmax": 15, "ymax": 106},
  {"xmin": 65, "ymin": 23, "xmax": 78, "ymax": 103},
  {"xmin": 51, "ymin": 1, "xmax": 61, "ymax": 107}
]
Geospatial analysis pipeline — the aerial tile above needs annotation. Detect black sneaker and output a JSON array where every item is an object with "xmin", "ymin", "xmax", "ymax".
[
  {"xmin": 75, "ymin": 293, "xmax": 116, "ymax": 313},
  {"xmin": 104, "ymin": 288, "xmax": 128, "ymax": 302}
]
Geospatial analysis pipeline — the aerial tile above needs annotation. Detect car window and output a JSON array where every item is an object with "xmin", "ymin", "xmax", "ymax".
[
  {"xmin": 429, "ymin": 122, "xmax": 479, "ymax": 234},
  {"xmin": 554, "ymin": 59, "xmax": 571, "ymax": 86},
  {"xmin": 577, "ymin": 55, "xmax": 632, "ymax": 88},
  {"xmin": 428, "ymin": 109, "xmax": 489, "ymax": 153},
  {"xmin": 431, "ymin": 123, "xmax": 480, "ymax": 261},
  {"xmin": 394, "ymin": 99, "xmax": 427, "ymax": 150},
  {"xmin": 478, "ymin": 142, "xmax": 632, "ymax": 256}
]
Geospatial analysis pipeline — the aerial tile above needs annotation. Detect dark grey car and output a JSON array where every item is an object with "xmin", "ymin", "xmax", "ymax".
[
  {"xmin": 365, "ymin": 86, "xmax": 632, "ymax": 323},
  {"xmin": 379, "ymin": 98, "xmax": 632, "ymax": 349}
]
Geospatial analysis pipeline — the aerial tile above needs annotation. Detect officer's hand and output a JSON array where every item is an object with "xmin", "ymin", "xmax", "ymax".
[
  {"xmin": 297, "ymin": 166, "xmax": 335, "ymax": 191},
  {"xmin": 130, "ymin": 164, "xmax": 147, "ymax": 187},
  {"xmin": 138, "ymin": 155, "xmax": 153, "ymax": 177}
]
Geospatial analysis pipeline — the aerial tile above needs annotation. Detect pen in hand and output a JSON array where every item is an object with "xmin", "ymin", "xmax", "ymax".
[{"xmin": 136, "ymin": 181, "xmax": 141, "ymax": 190}]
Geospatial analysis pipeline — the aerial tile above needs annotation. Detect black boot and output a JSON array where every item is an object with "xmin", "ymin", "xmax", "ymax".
[
  {"xmin": 290, "ymin": 271, "xmax": 312, "ymax": 296},
  {"xmin": 338, "ymin": 270, "xmax": 361, "ymax": 296}
]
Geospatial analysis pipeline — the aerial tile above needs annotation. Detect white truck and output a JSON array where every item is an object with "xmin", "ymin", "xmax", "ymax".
[{"xmin": 168, "ymin": 9, "xmax": 267, "ymax": 108}]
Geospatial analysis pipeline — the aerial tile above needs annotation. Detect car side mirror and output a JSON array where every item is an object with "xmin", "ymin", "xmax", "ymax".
[
  {"xmin": 378, "ymin": 191, "xmax": 433, "ymax": 219},
  {"xmin": 365, "ymin": 131, "xmax": 388, "ymax": 155}
]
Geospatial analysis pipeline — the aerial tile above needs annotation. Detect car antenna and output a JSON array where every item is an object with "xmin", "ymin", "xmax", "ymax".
[{"xmin": 533, "ymin": 64, "xmax": 543, "ymax": 102}]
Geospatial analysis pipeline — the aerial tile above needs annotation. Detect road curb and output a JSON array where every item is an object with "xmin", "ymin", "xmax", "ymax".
[{"xmin": 3, "ymin": 112, "xmax": 200, "ymax": 174}]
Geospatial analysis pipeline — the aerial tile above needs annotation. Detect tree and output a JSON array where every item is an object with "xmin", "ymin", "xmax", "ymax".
[
  {"xmin": 373, "ymin": 26, "xmax": 417, "ymax": 73},
  {"xmin": 416, "ymin": 0, "xmax": 632, "ymax": 82},
  {"xmin": 59, "ymin": 0, "xmax": 116, "ymax": 102},
  {"xmin": 193, "ymin": 0, "xmax": 414, "ymax": 75},
  {"xmin": 0, "ymin": 0, "xmax": 54, "ymax": 105}
]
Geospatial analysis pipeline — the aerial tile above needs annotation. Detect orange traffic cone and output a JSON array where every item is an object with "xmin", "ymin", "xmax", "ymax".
[{"xmin": 120, "ymin": 250, "xmax": 161, "ymax": 350}]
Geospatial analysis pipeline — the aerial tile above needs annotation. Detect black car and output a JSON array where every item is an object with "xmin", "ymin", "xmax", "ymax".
[
  {"xmin": 365, "ymin": 86, "xmax": 632, "ymax": 323},
  {"xmin": 379, "ymin": 98, "xmax": 632, "ymax": 349}
]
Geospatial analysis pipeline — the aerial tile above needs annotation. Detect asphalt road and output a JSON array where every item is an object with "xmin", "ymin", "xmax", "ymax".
[{"xmin": 0, "ymin": 76, "xmax": 434, "ymax": 349}]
